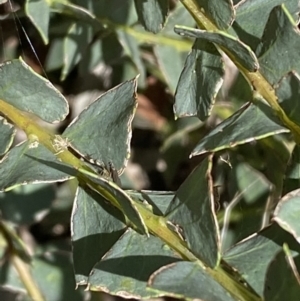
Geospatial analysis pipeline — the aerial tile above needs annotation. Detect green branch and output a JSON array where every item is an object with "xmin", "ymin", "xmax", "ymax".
[
  {"xmin": 0, "ymin": 220, "xmax": 45, "ymax": 301},
  {"xmin": 11, "ymin": 254, "xmax": 45, "ymax": 301},
  {"xmin": 51, "ymin": 0, "xmax": 192, "ymax": 52}
]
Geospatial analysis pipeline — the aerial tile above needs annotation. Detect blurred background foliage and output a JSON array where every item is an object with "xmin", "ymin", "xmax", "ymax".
[{"xmin": 0, "ymin": 0, "xmax": 299, "ymax": 300}]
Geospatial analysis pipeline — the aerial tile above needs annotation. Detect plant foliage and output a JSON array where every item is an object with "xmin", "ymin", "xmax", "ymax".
[{"xmin": 0, "ymin": 0, "xmax": 300, "ymax": 301}]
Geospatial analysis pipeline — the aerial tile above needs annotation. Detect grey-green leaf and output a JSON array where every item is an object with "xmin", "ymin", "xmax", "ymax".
[
  {"xmin": 233, "ymin": 0, "xmax": 299, "ymax": 51},
  {"xmin": 159, "ymin": 3, "xmax": 195, "ymax": 36},
  {"xmin": 0, "ymin": 59, "xmax": 68, "ymax": 123},
  {"xmin": 63, "ymin": 78, "xmax": 138, "ymax": 173},
  {"xmin": 191, "ymin": 102, "xmax": 289, "ymax": 157},
  {"xmin": 273, "ymin": 189, "xmax": 300, "ymax": 243},
  {"xmin": 128, "ymin": 190, "xmax": 175, "ymax": 216},
  {"xmin": 61, "ymin": 22, "xmax": 93, "ymax": 80},
  {"xmin": 174, "ymin": 25, "xmax": 259, "ymax": 72},
  {"xmin": 134, "ymin": 0, "xmax": 168, "ymax": 33},
  {"xmin": 283, "ymin": 144, "xmax": 300, "ymax": 201},
  {"xmin": 286, "ymin": 145, "xmax": 300, "ymax": 180},
  {"xmin": 0, "ymin": 183, "xmax": 54, "ymax": 225},
  {"xmin": 50, "ymin": 1, "xmax": 104, "ymax": 30},
  {"xmin": 256, "ymin": 5, "xmax": 300, "ymax": 85},
  {"xmin": 148, "ymin": 261, "xmax": 235, "ymax": 300},
  {"xmin": 195, "ymin": 0, "xmax": 235, "ymax": 30},
  {"xmin": 45, "ymin": 38, "xmax": 64, "ymax": 71},
  {"xmin": 235, "ymin": 162, "xmax": 271, "ymax": 205},
  {"xmin": 276, "ymin": 72, "xmax": 300, "ymax": 126},
  {"xmin": 72, "ymin": 186, "xmax": 126, "ymax": 285},
  {"xmin": 81, "ymin": 171, "xmax": 148, "ymax": 235},
  {"xmin": 154, "ymin": 4, "xmax": 194, "ymax": 93},
  {"xmin": 224, "ymin": 223, "xmax": 300, "ymax": 296},
  {"xmin": 264, "ymin": 250, "xmax": 300, "ymax": 301},
  {"xmin": 155, "ymin": 44, "xmax": 187, "ymax": 93},
  {"xmin": 0, "ymin": 117, "xmax": 15, "ymax": 156},
  {"xmin": 174, "ymin": 39, "xmax": 224, "ymax": 120},
  {"xmin": 25, "ymin": 0, "xmax": 50, "ymax": 44},
  {"xmin": 0, "ymin": 141, "xmax": 75, "ymax": 191},
  {"xmin": 91, "ymin": 0, "xmax": 137, "ymax": 25},
  {"xmin": 88, "ymin": 228, "xmax": 180, "ymax": 299},
  {"xmin": 165, "ymin": 158, "xmax": 220, "ymax": 268},
  {"xmin": 116, "ymin": 30, "xmax": 146, "ymax": 86}
]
